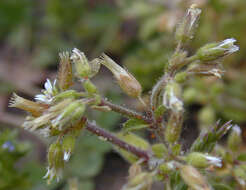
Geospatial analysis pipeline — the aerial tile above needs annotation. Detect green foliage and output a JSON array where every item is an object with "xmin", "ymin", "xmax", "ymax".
[
  {"xmin": 0, "ymin": 130, "xmax": 32, "ymax": 190},
  {"xmin": 122, "ymin": 119, "xmax": 148, "ymax": 134}
]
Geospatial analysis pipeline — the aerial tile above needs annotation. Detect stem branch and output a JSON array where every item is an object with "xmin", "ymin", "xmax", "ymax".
[
  {"xmin": 100, "ymin": 99, "xmax": 152, "ymax": 124},
  {"xmin": 85, "ymin": 120, "xmax": 150, "ymax": 161}
]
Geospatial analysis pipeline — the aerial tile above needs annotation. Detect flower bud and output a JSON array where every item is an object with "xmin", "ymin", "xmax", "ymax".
[
  {"xmin": 175, "ymin": 4, "xmax": 201, "ymax": 44},
  {"xmin": 152, "ymin": 143, "xmax": 168, "ymax": 158},
  {"xmin": 70, "ymin": 48, "xmax": 91, "ymax": 78},
  {"xmin": 185, "ymin": 152, "xmax": 222, "ymax": 168},
  {"xmin": 52, "ymin": 101, "xmax": 85, "ymax": 129},
  {"xmin": 196, "ymin": 38, "xmax": 239, "ymax": 62},
  {"xmin": 165, "ymin": 113, "xmax": 183, "ymax": 144},
  {"xmin": 228, "ymin": 125, "xmax": 242, "ymax": 152},
  {"xmin": 58, "ymin": 52, "xmax": 73, "ymax": 91},
  {"xmin": 62, "ymin": 135, "xmax": 75, "ymax": 162},
  {"xmin": 175, "ymin": 72, "xmax": 187, "ymax": 83},
  {"xmin": 101, "ymin": 54, "xmax": 142, "ymax": 98},
  {"xmin": 70, "ymin": 48, "xmax": 101, "ymax": 79},
  {"xmin": 53, "ymin": 90, "xmax": 81, "ymax": 102},
  {"xmin": 180, "ymin": 165, "xmax": 211, "ymax": 190},
  {"xmin": 159, "ymin": 161, "xmax": 177, "ymax": 174},
  {"xmin": 163, "ymin": 81, "xmax": 183, "ymax": 113},
  {"xmin": 45, "ymin": 142, "xmax": 64, "ymax": 182},
  {"xmin": 9, "ymin": 93, "xmax": 46, "ymax": 117},
  {"xmin": 89, "ymin": 58, "xmax": 101, "ymax": 77},
  {"xmin": 48, "ymin": 143, "xmax": 64, "ymax": 169}
]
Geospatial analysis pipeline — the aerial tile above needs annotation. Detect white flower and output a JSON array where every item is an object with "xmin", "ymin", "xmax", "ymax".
[
  {"xmin": 63, "ymin": 151, "xmax": 71, "ymax": 162},
  {"xmin": 35, "ymin": 79, "xmax": 57, "ymax": 104},
  {"xmin": 217, "ymin": 38, "xmax": 239, "ymax": 54},
  {"xmin": 204, "ymin": 155, "xmax": 222, "ymax": 167}
]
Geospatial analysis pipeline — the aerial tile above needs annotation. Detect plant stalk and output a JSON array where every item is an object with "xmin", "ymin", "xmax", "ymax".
[{"xmin": 85, "ymin": 120, "xmax": 151, "ymax": 161}]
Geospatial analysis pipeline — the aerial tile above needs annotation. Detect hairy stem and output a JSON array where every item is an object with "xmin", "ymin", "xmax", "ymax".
[
  {"xmin": 100, "ymin": 99, "xmax": 152, "ymax": 124},
  {"xmin": 85, "ymin": 120, "xmax": 151, "ymax": 161}
]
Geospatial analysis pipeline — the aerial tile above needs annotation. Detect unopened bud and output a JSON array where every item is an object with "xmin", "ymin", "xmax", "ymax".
[
  {"xmin": 89, "ymin": 58, "xmax": 101, "ymax": 77},
  {"xmin": 159, "ymin": 161, "xmax": 177, "ymax": 174},
  {"xmin": 70, "ymin": 48, "xmax": 91, "ymax": 78},
  {"xmin": 70, "ymin": 105, "xmax": 86, "ymax": 124},
  {"xmin": 172, "ymin": 143, "xmax": 181, "ymax": 156},
  {"xmin": 53, "ymin": 90, "xmax": 81, "ymax": 102},
  {"xmin": 197, "ymin": 38, "xmax": 239, "ymax": 62},
  {"xmin": 62, "ymin": 135, "xmax": 75, "ymax": 162},
  {"xmin": 165, "ymin": 113, "xmax": 183, "ymax": 144},
  {"xmin": 175, "ymin": 72, "xmax": 187, "ymax": 83},
  {"xmin": 45, "ymin": 142, "xmax": 64, "ymax": 182},
  {"xmin": 180, "ymin": 165, "xmax": 211, "ymax": 190},
  {"xmin": 101, "ymin": 54, "xmax": 142, "ymax": 98},
  {"xmin": 152, "ymin": 143, "xmax": 168, "ymax": 158},
  {"xmin": 228, "ymin": 125, "xmax": 242, "ymax": 152},
  {"xmin": 163, "ymin": 81, "xmax": 183, "ymax": 113},
  {"xmin": 52, "ymin": 101, "xmax": 85, "ymax": 129},
  {"xmin": 9, "ymin": 93, "xmax": 46, "ymax": 117},
  {"xmin": 58, "ymin": 52, "xmax": 73, "ymax": 91},
  {"xmin": 175, "ymin": 4, "xmax": 201, "ymax": 44},
  {"xmin": 185, "ymin": 152, "xmax": 222, "ymax": 168},
  {"xmin": 48, "ymin": 143, "xmax": 64, "ymax": 169}
]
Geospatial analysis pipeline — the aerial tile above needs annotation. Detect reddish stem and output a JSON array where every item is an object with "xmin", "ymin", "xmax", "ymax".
[
  {"xmin": 85, "ymin": 120, "xmax": 150, "ymax": 161},
  {"xmin": 100, "ymin": 99, "xmax": 152, "ymax": 124}
]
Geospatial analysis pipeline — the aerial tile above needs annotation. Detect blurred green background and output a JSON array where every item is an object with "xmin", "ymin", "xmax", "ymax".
[{"xmin": 0, "ymin": 0, "xmax": 246, "ymax": 189}]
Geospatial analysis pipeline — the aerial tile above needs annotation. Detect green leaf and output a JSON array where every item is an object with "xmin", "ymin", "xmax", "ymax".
[
  {"xmin": 122, "ymin": 119, "xmax": 148, "ymax": 134},
  {"xmin": 237, "ymin": 153, "xmax": 246, "ymax": 161},
  {"xmin": 115, "ymin": 132, "xmax": 150, "ymax": 163}
]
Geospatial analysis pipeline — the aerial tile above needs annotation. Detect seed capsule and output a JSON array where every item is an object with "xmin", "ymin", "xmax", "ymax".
[{"xmin": 101, "ymin": 54, "xmax": 142, "ymax": 99}]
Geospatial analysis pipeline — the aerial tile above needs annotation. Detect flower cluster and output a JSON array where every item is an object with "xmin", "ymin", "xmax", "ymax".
[{"xmin": 9, "ymin": 4, "xmax": 245, "ymax": 190}]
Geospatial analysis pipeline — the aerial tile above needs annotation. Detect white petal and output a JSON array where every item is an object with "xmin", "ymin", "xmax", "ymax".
[
  {"xmin": 206, "ymin": 155, "xmax": 222, "ymax": 167},
  {"xmin": 44, "ymin": 79, "xmax": 53, "ymax": 94},
  {"xmin": 233, "ymin": 125, "xmax": 241, "ymax": 135},
  {"xmin": 64, "ymin": 151, "xmax": 71, "ymax": 162},
  {"xmin": 220, "ymin": 38, "xmax": 236, "ymax": 47}
]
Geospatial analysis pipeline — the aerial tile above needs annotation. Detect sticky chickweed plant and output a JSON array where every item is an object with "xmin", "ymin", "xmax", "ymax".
[{"xmin": 9, "ymin": 5, "xmax": 245, "ymax": 190}]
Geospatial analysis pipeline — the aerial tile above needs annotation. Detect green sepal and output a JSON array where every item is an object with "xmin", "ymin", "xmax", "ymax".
[
  {"xmin": 122, "ymin": 119, "xmax": 148, "ymax": 134},
  {"xmin": 151, "ymin": 143, "xmax": 168, "ymax": 158},
  {"xmin": 154, "ymin": 105, "xmax": 166, "ymax": 118}
]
